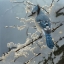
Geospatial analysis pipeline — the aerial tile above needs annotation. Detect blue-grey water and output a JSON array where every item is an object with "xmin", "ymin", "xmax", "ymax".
[{"xmin": 0, "ymin": 0, "xmax": 28, "ymax": 56}]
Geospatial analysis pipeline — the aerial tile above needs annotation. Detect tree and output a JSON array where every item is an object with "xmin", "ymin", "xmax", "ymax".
[{"xmin": 0, "ymin": 0, "xmax": 64, "ymax": 64}]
